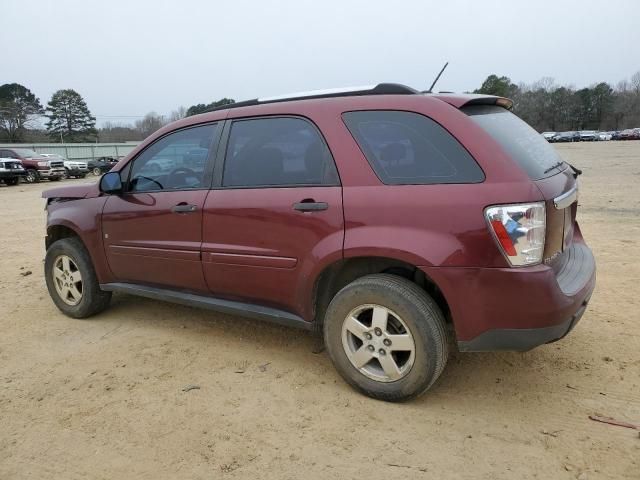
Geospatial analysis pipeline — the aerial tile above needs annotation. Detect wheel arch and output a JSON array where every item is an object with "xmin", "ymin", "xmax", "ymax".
[
  {"xmin": 45, "ymin": 213, "xmax": 113, "ymax": 285},
  {"xmin": 46, "ymin": 223, "xmax": 83, "ymax": 250},
  {"xmin": 311, "ymin": 256, "xmax": 452, "ymax": 334}
]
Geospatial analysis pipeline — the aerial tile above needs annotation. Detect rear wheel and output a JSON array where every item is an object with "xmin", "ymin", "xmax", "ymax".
[
  {"xmin": 45, "ymin": 237, "xmax": 112, "ymax": 318},
  {"xmin": 324, "ymin": 274, "xmax": 449, "ymax": 402},
  {"xmin": 25, "ymin": 169, "xmax": 39, "ymax": 183},
  {"xmin": 5, "ymin": 177, "xmax": 19, "ymax": 186}
]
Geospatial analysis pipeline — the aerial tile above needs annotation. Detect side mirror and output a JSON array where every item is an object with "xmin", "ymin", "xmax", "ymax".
[{"xmin": 100, "ymin": 171, "xmax": 123, "ymax": 194}]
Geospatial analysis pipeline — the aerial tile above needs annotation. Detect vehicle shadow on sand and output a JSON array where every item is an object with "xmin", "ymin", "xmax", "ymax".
[{"xmin": 103, "ymin": 293, "xmax": 580, "ymax": 405}]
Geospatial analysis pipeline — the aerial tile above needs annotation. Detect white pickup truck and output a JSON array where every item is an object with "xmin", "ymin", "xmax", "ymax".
[{"xmin": 40, "ymin": 154, "xmax": 89, "ymax": 178}]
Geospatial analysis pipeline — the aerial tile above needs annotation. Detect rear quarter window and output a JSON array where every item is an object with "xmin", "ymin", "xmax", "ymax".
[
  {"xmin": 463, "ymin": 105, "xmax": 565, "ymax": 180},
  {"xmin": 342, "ymin": 110, "xmax": 484, "ymax": 185}
]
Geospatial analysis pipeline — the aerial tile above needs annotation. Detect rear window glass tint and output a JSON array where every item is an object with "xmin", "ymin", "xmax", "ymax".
[
  {"xmin": 342, "ymin": 111, "xmax": 484, "ymax": 185},
  {"xmin": 223, "ymin": 117, "xmax": 339, "ymax": 187},
  {"xmin": 463, "ymin": 105, "xmax": 565, "ymax": 180}
]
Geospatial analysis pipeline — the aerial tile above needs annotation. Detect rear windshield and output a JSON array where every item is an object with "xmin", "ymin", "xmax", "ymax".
[
  {"xmin": 463, "ymin": 105, "xmax": 565, "ymax": 180},
  {"xmin": 342, "ymin": 110, "xmax": 484, "ymax": 185}
]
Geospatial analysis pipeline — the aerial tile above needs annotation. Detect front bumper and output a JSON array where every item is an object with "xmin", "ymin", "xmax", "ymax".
[
  {"xmin": 421, "ymin": 235, "xmax": 596, "ymax": 352},
  {"xmin": 38, "ymin": 168, "xmax": 66, "ymax": 178},
  {"xmin": 0, "ymin": 170, "xmax": 26, "ymax": 179}
]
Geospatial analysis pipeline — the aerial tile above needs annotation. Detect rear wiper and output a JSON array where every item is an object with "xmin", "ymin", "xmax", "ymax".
[
  {"xmin": 544, "ymin": 161, "xmax": 564, "ymax": 174},
  {"xmin": 567, "ymin": 162, "xmax": 582, "ymax": 178}
]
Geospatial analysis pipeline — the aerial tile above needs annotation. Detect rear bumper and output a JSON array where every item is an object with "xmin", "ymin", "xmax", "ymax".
[
  {"xmin": 421, "ymin": 236, "xmax": 596, "ymax": 352},
  {"xmin": 456, "ymin": 296, "xmax": 590, "ymax": 351}
]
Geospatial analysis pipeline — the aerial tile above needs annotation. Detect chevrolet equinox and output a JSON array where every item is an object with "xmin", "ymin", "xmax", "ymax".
[{"xmin": 42, "ymin": 84, "xmax": 596, "ymax": 401}]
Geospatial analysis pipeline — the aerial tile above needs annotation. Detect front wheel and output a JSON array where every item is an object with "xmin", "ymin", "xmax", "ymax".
[
  {"xmin": 44, "ymin": 237, "xmax": 112, "ymax": 318},
  {"xmin": 25, "ymin": 169, "xmax": 39, "ymax": 183},
  {"xmin": 324, "ymin": 274, "xmax": 449, "ymax": 402},
  {"xmin": 49, "ymin": 176, "xmax": 61, "ymax": 181},
  {"xmin": 5, "ymin": 177, "xmax": 20, "ymax": 186},
  {"xmin": 93, "ymin": 167, "xmax": 102, "ymax": 176}
]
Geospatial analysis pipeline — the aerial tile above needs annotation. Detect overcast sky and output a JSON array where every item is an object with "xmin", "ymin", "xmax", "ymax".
[{"xmin": 3, "ymin": 0, "xmax": 639, "ymax": 126}]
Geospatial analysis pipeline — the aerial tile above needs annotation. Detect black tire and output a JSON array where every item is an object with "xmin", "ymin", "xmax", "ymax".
[
  {"xmin": 5, "ymin": 177, "xmax": 19, "ymax": 186},
  {"xmin": 25, "ymin": 169, "xmax": 39, "ymax": 183},
  {"xmin": 49, "ymin": 176, "xmax": 61, "ymax": 181},
  {"xmin": 44, "ymin": 237, "xmax": 112, "ymax": 318},
  {"xmin": 93, "ymin": 167, "xmax": 102, "ymax": 176},
  {"xmin": 323, "ymin": 274, "xmax": 449, "ymax": 402}
]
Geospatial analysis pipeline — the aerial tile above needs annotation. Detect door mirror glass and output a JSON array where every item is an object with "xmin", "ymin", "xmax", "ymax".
[{"xmin": 100, "ymin": 171, "xmax": 123, "ymax": 194}]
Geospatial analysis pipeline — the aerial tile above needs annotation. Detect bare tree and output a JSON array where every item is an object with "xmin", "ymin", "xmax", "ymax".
[
  {"xmin": 134, "ymin": 112, "xmax": 167, "ymax": 139},
  {"xmin": 169, "ymin": 106, "xmax": 187, "ymax": 122}
]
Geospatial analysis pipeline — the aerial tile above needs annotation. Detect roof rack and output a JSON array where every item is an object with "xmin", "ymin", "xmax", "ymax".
[{"xmin": 208, "ymin": 83, "xmax": 418, "ymax": 112}]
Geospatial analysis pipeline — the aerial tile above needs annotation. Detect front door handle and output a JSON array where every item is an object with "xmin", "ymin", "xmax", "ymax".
[
  {"xmin": 293, "ymin": 201, "xmax": 328, "ymax": 212},
  {"xmin": 172, "ymin": 203, "xmax": 197, "ymax": 213}
]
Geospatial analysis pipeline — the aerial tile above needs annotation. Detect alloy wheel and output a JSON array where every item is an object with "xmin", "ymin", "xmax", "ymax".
[
  {"xmin": 52, "ymin": 255, "xmax": 83, "ymax": 306},
  {"xmin": 25, "ymin": 170, "xmax": 37, "ymax": 183},
  {"xmin": 341, "ymin": 304, "xmax": 416, "ymax": 382}
]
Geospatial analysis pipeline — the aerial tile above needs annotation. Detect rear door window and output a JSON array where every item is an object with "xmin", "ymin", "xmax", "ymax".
[
  {"xmin": 342, "ymin": 111, "xmax": 484, "ymax": 185},
  {"xmin": 463, "ymin": 105, "xmax": 565, "ymax": 180},
  {"xmin": 222, "ymin": 117, "xmax": 339, "ymax": 187}
]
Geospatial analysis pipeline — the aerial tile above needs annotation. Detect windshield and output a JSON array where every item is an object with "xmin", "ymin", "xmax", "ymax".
[
  {"xmin": 463, "ymin": 105, "xmax": 566, "ymax": 180},
  {"xmin": 13, "ymin": 148, "xmax": 45, "ymax": 159}
]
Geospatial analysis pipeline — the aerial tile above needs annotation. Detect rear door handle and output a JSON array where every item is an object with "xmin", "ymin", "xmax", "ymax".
[
  {"xmin": 172, "ymin": 203, "xmax": 197, "ymax": 213},
  {"xmin": 293, "ymin": 201, "xmax": 328, "ymax": 212}
]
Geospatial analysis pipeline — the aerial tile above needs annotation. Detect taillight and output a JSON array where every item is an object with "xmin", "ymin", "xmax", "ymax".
[{"xmin": 485, "ymin": 202, "xmax": 546, "ymax": 266}]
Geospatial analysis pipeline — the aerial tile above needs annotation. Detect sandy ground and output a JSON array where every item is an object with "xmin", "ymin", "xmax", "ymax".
[{"xmin": 1, "ymin": 142, "xmax": 639, "ymax": 480}]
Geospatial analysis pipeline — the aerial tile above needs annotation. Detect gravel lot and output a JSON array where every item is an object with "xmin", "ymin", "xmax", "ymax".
[{"xmin": 1, "ymin": 142, "xmax": 639, "ymax": 479}]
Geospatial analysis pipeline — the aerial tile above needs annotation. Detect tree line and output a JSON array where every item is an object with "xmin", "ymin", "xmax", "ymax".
[
  {"xmin": 0, "ymin": 84, "xmax": 192, "ymax": 143},
  {"xmin": 474, "ymin": 72, "xmax": 640, "ymax": 132},
  {"xmin": 2, "ymin": 72, "xmax": 639, "ymax": 143}
]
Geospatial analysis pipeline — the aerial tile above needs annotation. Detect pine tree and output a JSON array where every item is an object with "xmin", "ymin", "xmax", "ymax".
[{"xmin": 46, "ymin": 89, "xmax": 97, "ymax": 142}]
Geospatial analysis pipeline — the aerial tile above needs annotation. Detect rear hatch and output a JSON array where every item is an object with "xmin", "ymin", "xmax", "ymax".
[{"xmin": 462, "ymin": 104, "xmax": 578, "ymax": 268}]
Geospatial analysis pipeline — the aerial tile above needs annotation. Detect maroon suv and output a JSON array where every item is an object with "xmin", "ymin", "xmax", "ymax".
[{"xmin": 42, "ymin": 84, "xmax": 595, "ymax": 401}]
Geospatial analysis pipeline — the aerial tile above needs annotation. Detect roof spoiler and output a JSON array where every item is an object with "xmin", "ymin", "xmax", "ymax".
[{"xmin": 431, "ymin": 93, "xmax": 514, "ymax": 110}]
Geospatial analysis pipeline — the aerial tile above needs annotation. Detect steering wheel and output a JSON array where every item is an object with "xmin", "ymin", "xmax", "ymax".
[{"xmin": 168, "ymin": 167, "xmax": 198, "ymax": 187}]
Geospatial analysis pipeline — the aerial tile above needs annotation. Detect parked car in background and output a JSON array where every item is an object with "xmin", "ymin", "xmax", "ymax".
[
  {"xmin": 579, "ymin": 130, "xmax": 598, "ymax": 141},
  {"xmin": 620, "ymin": 128, "xmax": 640, "ymax": 140},
  {"xmin": 541, "ymin": 131, "xmax": 556, "ymax": 142},
  {"xmin": 553, "ymin": 131, "xmax": 580, "ymax": 142},
  {"xmin": 88, "ymin": 157, "xmax": 119, "ymax": 176},
  {"xmin": 0, "ymin": 157, "xmax": 26, "ymax": 186},
  {"xmin": 619, "ymin": 129, "xmax": 636, "ymax": 140},
  {"xmin": 41, "ymin": 84, "xmax": 595, "ymax": 401},
  {"xmin": 611, "ymin": 131, "xmax": 622, "ymax": 140},
  {"xmin": 41, "ymin": 153, "xmax": 89, "ymax": 178},
  {"xmin": 597, "ymin": 132, "xmax": 613, "ymax": 141},
  {"xmin": 0, "ymin": 148, "xmax": 65, "ymax": 183}
]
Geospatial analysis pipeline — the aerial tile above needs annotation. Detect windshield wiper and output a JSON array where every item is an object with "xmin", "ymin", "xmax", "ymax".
[{"xmin": 544, "ymin": 161, "xmax": 565, "ymax": 174}]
